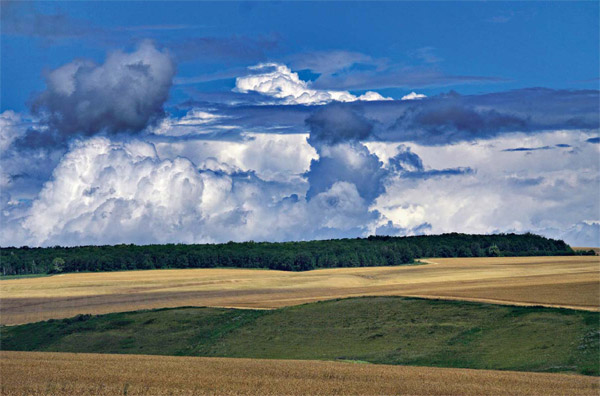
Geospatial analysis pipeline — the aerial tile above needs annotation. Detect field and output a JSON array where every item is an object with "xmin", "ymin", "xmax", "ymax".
[
  {"xmin": 1, "ymin": 256, "xmax": 598, "ymax": 325},
  {"xmin": 2, "ymin": 297, "xmax": 598, "ymax": 375},
  {"xmin": 2, "ymin": 351, "xmax": 599, "ymax": 396},
  {"xmin": 574, "ymin": 247, "xmax": 600, "ymax": 255}
]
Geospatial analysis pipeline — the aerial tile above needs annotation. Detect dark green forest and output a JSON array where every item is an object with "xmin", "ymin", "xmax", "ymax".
[{"xmin": 0, "ymin": 233, "xmax": 592, "ymax": 276}]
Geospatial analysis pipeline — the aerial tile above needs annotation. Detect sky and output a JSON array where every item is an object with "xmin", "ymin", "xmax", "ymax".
[{"xmin": 1, "ymin": 1, "xmax": 599, "ymax": 247}]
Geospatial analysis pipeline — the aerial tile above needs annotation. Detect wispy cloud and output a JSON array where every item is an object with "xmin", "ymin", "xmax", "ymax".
[
  {"xmin": 502, "ymin": 146, "xmax": 553, "ymax": 152},
  {"xmin": 1, "ymin": 1, "xmax": 100, "ymax": 41},
  {"xmin": 170, "ymin": 34, "xmax": 281, "ymax": 63},
  {"xmin": 486, "ymin": 12, "xmax": 515, "ymax": 24},
  {"xmin": 286, "ymin": 50, "xmax": 387, "ymax": 75},
  {"xmin": 114, "ymin": 24, "xmax": 207, "ymax": 32},
  {"xmin": 311, "ymin": 67, "xmax": 506, "ymax": 91},
  {"xmin": 408, "ymin": 47, "xmax": 443, "ymax": 64}
]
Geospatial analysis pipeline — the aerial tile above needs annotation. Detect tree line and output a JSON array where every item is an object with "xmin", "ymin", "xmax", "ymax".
[{"xmin": 0, "ymin": 233, "xmax": 593, "ymax": 276}]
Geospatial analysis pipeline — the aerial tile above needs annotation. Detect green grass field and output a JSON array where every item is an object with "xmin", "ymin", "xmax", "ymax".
[
  {"xmin": 0, "ymin": 273, "xmax": 51, "ymax": 281},
  {"xmin": 1, "ymin": 297, "xmax": 598, "ymax": 375}
]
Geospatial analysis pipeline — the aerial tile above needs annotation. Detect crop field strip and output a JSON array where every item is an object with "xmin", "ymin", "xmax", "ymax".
[
  {"xmin": 2, "ymin": 351, "xmax": 598, "ymax": 396},
  {"xmin": 574, "ymin": 247, "xmax": 600, "ymax": 255},
  {"xmin": 1, "ymin": 351, "xmax": 597, "ymax": 396},
  {"xmin": 2, "ymin": 297, "xmax": 598, "ymax": 375},
  {"xmin": 1, "ymin": 256, "xmax": 598, "ymax": 325}
]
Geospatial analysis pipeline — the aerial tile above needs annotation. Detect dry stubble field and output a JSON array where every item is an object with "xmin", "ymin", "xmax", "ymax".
[
  {"xmin": 1, "ymin": 256, "xmax": 598, "ymax": 325},
  {"xmin": 1, "ymin": 351, "xmax": 599, "ymax": 396}
]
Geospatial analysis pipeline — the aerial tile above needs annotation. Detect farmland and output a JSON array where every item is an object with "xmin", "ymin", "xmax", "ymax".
[
  {"xmin": 1, "ymin": 257, "xmax": 598, "ymax": 395},
  {"xmin": 574, "ymin": 247, "xmax": 600, "ymax": 255},
  {"xmin": 2, "ymin": 351, "xmax": 598, "ymax": 396},
  {"xmin": 2, "ymin": 297, "xmax": 598, "ymax": 375},
  {"xmin": 1, "ymin": 256, "xmax": 598, "ymax": 325}
]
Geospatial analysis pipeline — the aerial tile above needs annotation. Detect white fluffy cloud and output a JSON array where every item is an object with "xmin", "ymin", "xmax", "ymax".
[
  {"xmin": 370, "ymin": 130, "xmax": 600, "ymax": 244},
  {"xmin": 21, "ymin": 138, "xmax": 203, "ymax": 244},
  {"xmin": 6, "ymin": 137, "xmax": 379, "ymax": 246},
  {"xmin": 234, "ymin": 63, "xmax": 392, "ymax": 105},
  {"xmin": 2, "ymin": 107, "xmax": 597, "ymax": 246},
  {"xmin": 401, "ymin": 91, "xmax": 427, "ymax": 100},
  {"xmin": 153, "ymin": 132, "xmax": 317, "ymax": 182}
]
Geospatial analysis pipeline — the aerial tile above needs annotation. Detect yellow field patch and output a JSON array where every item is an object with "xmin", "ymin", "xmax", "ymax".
[
  {"xmin": 574, "ymin": 247, "xmax": 600, "ymax": 255},
  {"xmin": 1, "ymin": 351, "xmax": 598, "ymax": 396},
  {"xmin": 1, "ymin": 256, "xmax": 598, "ymax": 325}
]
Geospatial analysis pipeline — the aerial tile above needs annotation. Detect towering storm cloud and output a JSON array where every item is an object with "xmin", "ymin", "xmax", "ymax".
[
  {"xmin": 10, "ymin": 137, "xmax": 382, "ymax": 246},
  {"xmin": 32, "ymin": 41, "xmax": 175, "ymax": 138},
  {"xmin": 304, "ymin": 106, "xmax": 386, "ymax": 203}
]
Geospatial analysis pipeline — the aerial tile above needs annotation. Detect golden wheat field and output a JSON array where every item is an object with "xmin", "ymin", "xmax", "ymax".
[
  {"xmin": 1, "ymin": 256, "xmax": 598, "ymax": 325},
  {"xmin": 1, "ymin": 351, "xmax": 598, "ymax": 396}
]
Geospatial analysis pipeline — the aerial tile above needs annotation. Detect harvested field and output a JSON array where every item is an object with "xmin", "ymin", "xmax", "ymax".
[
  {"xmin": 1, "ymin": 256, "xmax": 598, "ymax": 325},
  {"xmin": 574, "ymin": 247, "xmax": 600, "ymax": 255},
  {"xmin": 1, "ymin": 351, "xmax": 598, "ymax": 396}
]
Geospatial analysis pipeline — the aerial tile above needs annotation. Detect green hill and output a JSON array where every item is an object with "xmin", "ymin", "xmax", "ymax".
[{"xmin": 1, "ymin": 297, "xmax": 598, "ymax": 375}]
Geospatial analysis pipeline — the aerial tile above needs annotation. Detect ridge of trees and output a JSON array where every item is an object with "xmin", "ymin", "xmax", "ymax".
[{"xmin": 0, "ymin": 233, "xmax": 593, "ymax": 276}]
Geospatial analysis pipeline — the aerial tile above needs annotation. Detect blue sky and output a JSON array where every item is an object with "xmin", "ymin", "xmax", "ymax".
[
  {"xmin": 1, "ymin": 1, "xmax": 599, "ymax": 247},
  {"xmin": 2, "ymin": 1, "xmax": 598, "ymax": 112}
]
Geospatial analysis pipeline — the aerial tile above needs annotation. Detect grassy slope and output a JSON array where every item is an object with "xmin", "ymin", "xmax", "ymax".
[
  {"xmin": 1, "ymin": 297, "xmax": 598, "ymax": 375},
  {"xmin": 0, "ymin": 274, "xmax": 51, "ymax": 281}
]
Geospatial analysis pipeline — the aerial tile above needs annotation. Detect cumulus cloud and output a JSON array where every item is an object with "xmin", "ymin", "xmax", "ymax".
[
  {"xmin": 11, "ymin": 138, "xmax": 260, "ymax": 244},
  {"xmin": 4, "ymin": 136, "xmax": 383, "ymax": 246},
  {"xmin": 371, "ymin": 130, "xmax": 599, "ymax": 241},
  {"xmin": 153, "ymin": 132, "xmax": 317, "ymax": 183},
  {"xmin": 234, "ymin": 63, "xmax": 392, "ymax": 105},
  {"xmin": 401, "ymin": 92, "xmax": 427, "ymax": 100},
  {"xmin": 303, "ymin": 105, "xmax": 389, "ymax": 205},
  {"xmin": 2, "ymin": 55, "xmax": 598, "ymax": 249},
  {"xmin": 0, "ymin": 110, "xmax": 28, "ymax": 153},
  {"xmin": 306, "ymin": 142, "xmax": 388, "ymax": 203},
  {"xmin": 3, "ymin": 118, "xmax": 597, "ymax": 246},
  {"xmin": 303, "ymin": 106, "xmax": 476, "ymax": 207},
  {"xmin": 558, "ymin": 221, "xmax": 600, "ymax": 247},
  {"xmin": 309, "ymin": 181, "xmax": 377, "ymax": 231},
  {"xmin": 32, "ymin": 41, "xmax": 175, "ymax": 138}
]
